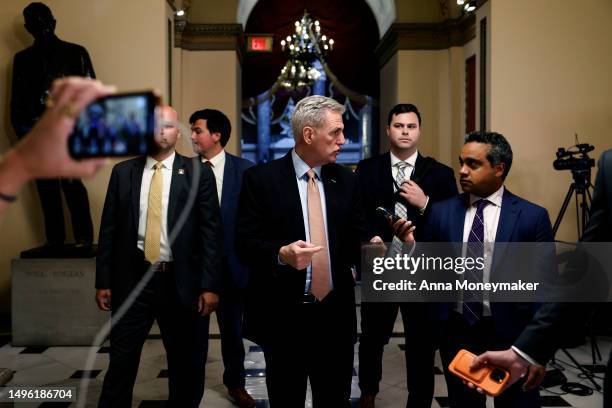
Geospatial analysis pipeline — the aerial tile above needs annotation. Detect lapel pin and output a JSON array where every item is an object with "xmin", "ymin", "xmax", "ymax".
[{"xmin": 178, "ymin": 168, "xmax": 185, "ymax": 175}]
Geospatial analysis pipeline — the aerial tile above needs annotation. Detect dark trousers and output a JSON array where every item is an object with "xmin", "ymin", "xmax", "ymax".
[
  {"xmin": 263, "ymin": 294, "xmax": 355, "ymax": 408},
  {"xmin": 35, "ymin": 178, "xmax": 93, "ymax": 244},
  {"xmin": 439, "ymin": 312, "xmax": 540, "ymax": 408},
  {"xmin": 98, "ymin": 267, "xmax": 210, "ymax": 408},
  {"xmin": 216, "ymin": 289, "xmax": 246, "ymax": 389},
  {"xmin": 358, "ymin": 302, "xmax": 438, "ymax": 408}
]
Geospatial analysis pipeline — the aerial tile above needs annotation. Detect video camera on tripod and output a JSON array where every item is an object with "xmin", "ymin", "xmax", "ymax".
[
  {"xmin": 550, "ymin": 139, "xmax": 605, "ymax": 392},
  {"xmin": 553, "ymin": 143, "xmax": 595, "ymax": 174},
  {"xmin": 551, "ymin": 138, "xmax": 595, "ymax": 237}
]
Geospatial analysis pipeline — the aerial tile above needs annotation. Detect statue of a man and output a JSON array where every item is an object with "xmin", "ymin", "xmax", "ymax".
[{"xmin": 11, "ymin": 2, "xmax": 96, "ymax": 250}]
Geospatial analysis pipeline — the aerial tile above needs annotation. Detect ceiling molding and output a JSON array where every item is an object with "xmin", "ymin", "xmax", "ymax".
[
  {"xmin": 175, "ymin": 23, "xmax": 245, "ymax": 64},
  {"xmin": 375, "ymin": 14, "xmax": 475, "ymax": 67}
]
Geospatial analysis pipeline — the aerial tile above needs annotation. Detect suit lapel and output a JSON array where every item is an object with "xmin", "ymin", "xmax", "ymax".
[
  {"xmin": 280, "ymin": 153, "xmax": 307, "ymax": 240},
  {"xmin": 131, "ymin": 157, "xmax": 146, "ymax": 229},
  {"xmin": 168, "ymin": 154, "xmax": 187, "ymax": 231},
  {"xmin": 221, "ymin": 153, "xmax": 236, "ymax": 213},
  {"xmin": 379, "ymin": 152, "xmax": 395, "ymax": 210},
  {"xmin": 492, "ymin": 189, "xmax": 520, "ymax": 273},
  {"xmin": 411, "ymin": 153, "xmax": 423, "ymax": 181},
  {"xmin": 496, "ymin": 189, "xmax": 520, "ymax": 242},
  {"xmin": 451, "ymin": 194, "xmax": 469, "ymax": 242}
]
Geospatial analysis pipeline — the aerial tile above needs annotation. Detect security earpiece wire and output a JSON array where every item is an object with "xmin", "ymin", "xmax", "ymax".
[{"xmin": 77, "ymin": 121, "xmax": 200, "ymax": 407}]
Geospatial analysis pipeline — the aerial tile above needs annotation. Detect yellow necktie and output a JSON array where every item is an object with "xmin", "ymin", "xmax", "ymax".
[
  {"xmin": 144, "ymin": 162, "xmax": 163, "ymax": 262},
  {"xmin": 307, "ymin": 169, "xmax": 331, "ymax": 300}
]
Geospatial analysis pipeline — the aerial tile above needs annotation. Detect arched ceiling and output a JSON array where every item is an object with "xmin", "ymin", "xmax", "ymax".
[
  {"xmin": 187, "ymin": 0, "xmax": 461, "ymax": 28},
  {"xmin": 241, "ymin": 0, "xmax": 381, "ymax": 98},
  {"xmin": 237, "ymin": 0, "xmax": 395, "ymax": 38}
]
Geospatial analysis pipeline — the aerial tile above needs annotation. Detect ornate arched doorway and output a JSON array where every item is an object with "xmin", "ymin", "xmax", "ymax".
[{"xmin": 239, "ymin": 0, "xmax": 383, "ymax": 164}]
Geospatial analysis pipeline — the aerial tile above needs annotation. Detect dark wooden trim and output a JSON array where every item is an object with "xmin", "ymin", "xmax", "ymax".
[
  {"xmin": 465, "ymin": 54, "xmax": 476, "ymax": 133},
  {"xmin": 175, "ymin": 23, "xmax": 245, "ymax": 64},
  {"xmin": 168, "ymin": 18, "xmax": 173, "ymax": 105},
  {"xmin": 166, "ymin": 0, "xmax": 176, "ymax": 12},
  {"xmin": 375, "ymin": 15, "xmax": 476, "ymax": 67},
  {"xmin": 479, "ymin": 17, "xmax": 487, "ymax": 131}
]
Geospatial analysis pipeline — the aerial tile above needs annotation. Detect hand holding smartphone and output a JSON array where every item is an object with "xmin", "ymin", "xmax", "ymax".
[
  {"xmin": 376, "ymin": 206, "xmax": 400, "ymax": 223},
  {"xmin": 449, "ymin": 349, "xmax": 510, "ymax": 396},
  {"xmin": 68, "ymin": 91, "xmax": 158, "ymax": 158}
]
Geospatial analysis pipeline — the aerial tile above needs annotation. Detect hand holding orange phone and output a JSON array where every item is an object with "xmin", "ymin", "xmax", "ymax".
[{"xmin": 448, "ymin": 349, "xmax": 510, "ymax": 396}]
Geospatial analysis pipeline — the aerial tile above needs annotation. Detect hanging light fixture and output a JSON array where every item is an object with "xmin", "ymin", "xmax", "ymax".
[
  {"xmin": 457, "ymin": 0, "xmax": 476, "ymax": 13},
  {"xmin": 277, "ymin": 11, "xmax": 334, "ymax": 90}
]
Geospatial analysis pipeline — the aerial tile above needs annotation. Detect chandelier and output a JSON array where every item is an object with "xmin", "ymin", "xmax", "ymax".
[
  {"xmin": 456, "ymin": 0, "xmax": 476, "ymax": 12},
  {"xmin": 278, "ymin": 11, "xmax": 334, "ymax": 90}
]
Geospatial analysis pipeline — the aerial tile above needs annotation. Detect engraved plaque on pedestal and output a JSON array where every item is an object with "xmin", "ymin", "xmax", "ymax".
[{"xmin": 11, "ymin": 258, "xmax": 108, "ymax": 346}]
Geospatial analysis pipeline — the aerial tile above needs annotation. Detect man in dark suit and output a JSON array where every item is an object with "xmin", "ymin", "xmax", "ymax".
[
  {"xmin": 469, "ymin": 148, "xmax": 612, "ymax": 403},
  {"xmin": 236, "ymin": 96, "xmax": 413, "ymax": 407},
  {"xmin": 95, "ymin": 106, "xmax": 222, "ymax": 407},
  {"xmin": 190, "ymin": 108, "xmax": 255, "ymax": 408},
  {"xmin": 355, "ymin": 103, "xmax": 457, "ymax": 408},
  {"xmin": 421, "ymin": 131, "xmax": 553, "ymax": 407}
]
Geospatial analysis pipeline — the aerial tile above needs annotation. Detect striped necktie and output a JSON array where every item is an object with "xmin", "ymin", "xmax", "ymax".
[
  {"xmin": 463, "ymin": 199, "xmax": 490, "ymax": 324},
  {"xmin": 390, "ymin": 161, "xmax": 410, "ymax": 254}
]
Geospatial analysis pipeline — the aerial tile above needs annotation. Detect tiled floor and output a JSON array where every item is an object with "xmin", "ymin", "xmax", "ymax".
[{"xmin": 0, "ymin": 309, "xmax": 607, "ymax": 407}]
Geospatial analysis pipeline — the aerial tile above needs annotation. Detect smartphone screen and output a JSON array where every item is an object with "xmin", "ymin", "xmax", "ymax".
[{"xmin": 68, "ymin": 91, "xmax": 157, "ymax": 158}]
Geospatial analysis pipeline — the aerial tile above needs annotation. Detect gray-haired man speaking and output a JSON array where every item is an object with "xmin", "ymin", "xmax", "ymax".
[{"xmin": 236, "ymin": 96, "xmax": 413, "ymax": 406}]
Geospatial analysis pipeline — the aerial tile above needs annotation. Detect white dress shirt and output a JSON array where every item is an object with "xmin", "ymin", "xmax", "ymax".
[
  {"xmin": 137, "ymin": 152, "xmax": 175, "ymax": 261},
  {"xmin": 202, "ymin": 149, "xmax": 225, "ymax": 204},
  {"xmin": 460, "ymin": 185, "xmax": 504, "ymax": 315},
  {"xmin": 291, "ymin": 149, "xmax": 333, "ymax": 293}
]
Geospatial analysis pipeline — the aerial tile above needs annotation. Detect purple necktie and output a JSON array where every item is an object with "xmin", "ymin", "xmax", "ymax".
[{"xmin": 463, "ymin": 199, "xmax": 489, "ymax": 324}]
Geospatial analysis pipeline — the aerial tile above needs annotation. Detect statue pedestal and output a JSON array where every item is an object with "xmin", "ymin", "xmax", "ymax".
[
  {"xmin": 20, "ymin": 244, "xmax": 97, "ymax": 259},
  {"xmin": 11, "ymin": 258, "xmax": 108, "ymax": 346}
]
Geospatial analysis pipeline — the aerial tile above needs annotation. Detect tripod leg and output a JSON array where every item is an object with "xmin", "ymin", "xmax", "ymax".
[
  {"xmin": 591, "ymin": 332, "xmax": 602, "ymax": 363},
  {"xmin": 590, "ymin": 309, "xmax": 602, "ymax": 363},
  {"xmin": 561, "ymin": 349, "xmax": 602, "ymax": 390},
  {"xmin": 575, "ymin": 192, "xmax": 580, "ymax": 236},
  {"xmin": 586, "ymin": 184, "xmax": 593, "ymax": 203},
  {"xmin": 553, "ymin": 184, "xmax": 576, "ymax": 237},
  {"xmin": 577, "ymin": 190, "xmax": 592, "ymax": 237}
]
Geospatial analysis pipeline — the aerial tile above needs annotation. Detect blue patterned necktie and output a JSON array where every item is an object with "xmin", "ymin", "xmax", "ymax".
[{"xmin": 463, "ymin": 199, "xmax": 490, "ymax": 324}]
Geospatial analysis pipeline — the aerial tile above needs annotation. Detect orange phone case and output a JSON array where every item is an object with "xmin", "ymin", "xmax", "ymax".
[{"xmin": 448, "ymin": 349, "xmax": 509, "ymax": 397}]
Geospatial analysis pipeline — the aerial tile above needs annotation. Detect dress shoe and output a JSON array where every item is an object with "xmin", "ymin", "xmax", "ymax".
[
  {"xmin": 360, "ymin": 394, "xmax": 376, "ymax": 408},
  {"xmin": 228, "ymin": 387, "xmax": 256, "ymax": 408}
]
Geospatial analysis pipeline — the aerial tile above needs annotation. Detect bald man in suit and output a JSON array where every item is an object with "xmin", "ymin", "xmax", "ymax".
[{"xmin": 96, "ymin": 106, "xmax": 222, "ymax": 407}]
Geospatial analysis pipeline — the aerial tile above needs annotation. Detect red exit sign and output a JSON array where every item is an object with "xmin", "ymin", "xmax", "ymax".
[{"xmin": 247, "ymin": 35, "xmax": 273, "ymax": 52}]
